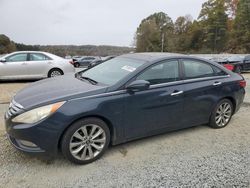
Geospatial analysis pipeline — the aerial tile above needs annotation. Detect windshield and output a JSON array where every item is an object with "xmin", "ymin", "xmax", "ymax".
[{"xmin": 80, "ymin": 57, "xmax": 145, "ymax": 85}]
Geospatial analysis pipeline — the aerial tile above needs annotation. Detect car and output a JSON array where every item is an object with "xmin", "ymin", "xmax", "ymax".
[
  {"xmin": 74, "ymin": 56, "xmax": 101, "ymax": 68},
  {"xmin": 5, "ymin": 53, "xmax": 245, "ymax": 164},
  {"xmin": 191, "ymin": 54, "xmax": 250, "ymax": 73},
  {"xmin": 87, "ymin": 56, "xmax": 115, "ymax": 69},
  {"xmin": 224, "ymin": 55, "xmax": 250, "ymax": 73},
  {"xmin": 0, "ymin": 51, "xmax": 75, "ymax": 80},
  {"xmin": 72, "ymin": 56, "xmax": 84, "ymax": 64}
]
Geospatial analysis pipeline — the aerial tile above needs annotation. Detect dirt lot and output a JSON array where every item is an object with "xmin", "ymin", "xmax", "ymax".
[{"xmin": 0, "ymin": 73, "xmax": 250, "ymax": 187}]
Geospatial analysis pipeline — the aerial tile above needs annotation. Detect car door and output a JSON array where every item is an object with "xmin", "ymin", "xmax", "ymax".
[
  {"xmin": 180, "ymin": 58, "xmax": 228, "ymax": 126},
  {"xmin": 123, "ymin": 59, "xmax": 185, "ymax": 140},
  {"xmin": 26, "ymin": 53, "xmax": 52, "ymax": 78},
  {"xmin": 80, "ymin": 57, "xmax": 95, "ymax": 66},
  {"xmin": 0, "ymin": 53, "xmax": 28, "ymax": 79}
]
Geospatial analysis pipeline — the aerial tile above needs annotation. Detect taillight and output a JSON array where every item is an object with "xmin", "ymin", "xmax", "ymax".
[
  {"xmin": 69, "ymin": 60, "xmax": 74, "ymax": 65},
  {"xmin": 223, "ymin": 64, "xmax": 234, "ymax": 71},
  {"xmin": 239, "ymin": 80, "xmax": 246, "ymax": 88}
]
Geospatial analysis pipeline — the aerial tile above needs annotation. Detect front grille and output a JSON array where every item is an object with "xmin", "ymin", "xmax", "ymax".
[{"xmin": 5, "ymin": 100, "xmax": 24, "ymax": 119}]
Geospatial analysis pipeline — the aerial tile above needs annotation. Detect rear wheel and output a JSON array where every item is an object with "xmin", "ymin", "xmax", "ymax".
[
  {"xmin": 234, "ymin": 66, "xmax": 242, "ymax": 74},
  {"xmin": 48, "ymin": 69, "xmax": 63, "ymax": 77},
  {"xmin": 61, "ymin": 118, "xmax": 110, "ymax": 164},
  {"xmin": 209, "ymin": 99, "xmax": 233, "ymax": 129},
  {"xmin": 74, "ymin": 62, "xmax": 80, "ymax": 68}
]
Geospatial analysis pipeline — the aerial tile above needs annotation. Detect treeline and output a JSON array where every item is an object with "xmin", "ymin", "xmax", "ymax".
[
  {"xmin": 135, "ymin": 0, "xmax": 250, "ymax": 53},
  {"xmin": 0, "ymin": 34, "xmax": 133, "ymax": 57},
  {"xmin": 38, "ymin": 45, "xmax": 133, "ymax": 57}
]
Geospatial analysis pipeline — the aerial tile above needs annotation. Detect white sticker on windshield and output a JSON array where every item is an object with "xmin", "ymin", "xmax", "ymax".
[{"xmin": 122, "ymin": 65, "xmax": 136, "ymax": 72}]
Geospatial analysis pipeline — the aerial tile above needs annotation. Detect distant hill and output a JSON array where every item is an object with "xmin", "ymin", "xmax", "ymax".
[
  {"xmin": 0, "ymin": 34, "xmax": 134, "ymax": 57},
  {"xmin": 37, "ymin": 45, "xmax": 134, "ymax": 57}
]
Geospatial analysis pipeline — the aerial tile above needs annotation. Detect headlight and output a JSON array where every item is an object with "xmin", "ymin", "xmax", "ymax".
[{"xmin": 12, "ymin": 101, "xmax": 65, "ymax": 124}]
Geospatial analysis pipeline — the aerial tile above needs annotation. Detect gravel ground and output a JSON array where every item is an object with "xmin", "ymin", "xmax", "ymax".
[{"xmin": 0, "ymin": 72, "xmax": 249, "ymax": 187}]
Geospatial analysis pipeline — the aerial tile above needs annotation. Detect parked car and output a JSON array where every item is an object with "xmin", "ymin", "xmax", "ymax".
[
  {"xmin": 223, "ymin": 55, "xmax": 250, "ymax": 73},
  {"xmin": 73, "ymin": 56, "xmax": 101, "ymax": 67},
  {"xmin": 0, "ymin": 51, "xmax": 75, "ymax": 80},
  {"xmin": 191, "ymin": 54, "xmax": 250, "ymax": 73},
  {"xmin": 5, "ymin": 53, "xmax": 245, "ymax": 164},
  {"xmin": 87, "ymin": 56, "xmax": 115, "ymax": 69}
]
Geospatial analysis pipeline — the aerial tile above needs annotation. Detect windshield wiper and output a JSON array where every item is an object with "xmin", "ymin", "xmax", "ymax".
[{"xmin": 80, "ymin": 76, "xmax": 98, "ymax": 85}]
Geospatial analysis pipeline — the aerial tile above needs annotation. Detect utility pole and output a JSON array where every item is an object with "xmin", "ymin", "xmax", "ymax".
[
  {"xmin": 161, "ymin": 33, "xmax": 165, "ymax": 52},
  {"xmin": 160, "ymin": 22, "xmax": 167, "ymax": 52}
]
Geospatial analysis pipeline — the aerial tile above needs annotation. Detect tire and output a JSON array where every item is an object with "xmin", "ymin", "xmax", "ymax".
[
  {"xmin": 74, "ymin": 63, "xmax": 80, "ymax": 68},
  {"xmin": 234, "ymin": 66, "xmax": 242, "ymax": 74},
  {"xmin": 209, "ymin": 99, "xmax": 233, "ymax": 129},
  {"xmin": 48, "ymin": 69, "xmax": 63, "ymax": 78},
  {"xmin": 61, "ymin": 118, "xmax": 110, "ymax": 165}
]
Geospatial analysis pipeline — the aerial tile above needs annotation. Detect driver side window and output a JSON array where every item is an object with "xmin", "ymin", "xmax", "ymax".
[{"xmin": 136, "ymin": 60, "xmax": 179, "ymax": 85}]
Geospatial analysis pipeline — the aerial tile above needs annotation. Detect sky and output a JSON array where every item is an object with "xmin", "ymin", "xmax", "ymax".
[{"xmin": 0, "ymin": 0, "xmax": 206, "ymax": 47}]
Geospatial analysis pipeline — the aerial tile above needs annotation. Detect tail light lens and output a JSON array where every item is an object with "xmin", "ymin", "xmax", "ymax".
[
  {"xmin": 239, "ymin": 80, "xmax": 246, "ymax": 88},
  {"xmin": 223, "ymin": 64, "xmax": 234, "ymax": 71},
  {"xmin": 69, "ymin": 60, "xmax": 74, "ymax": 65}
]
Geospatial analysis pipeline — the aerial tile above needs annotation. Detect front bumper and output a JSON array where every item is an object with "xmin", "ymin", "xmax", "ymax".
[
  {"xmin": 7, "ymin": 134, "xmax": 45, "ymax": 153},
  {"xmin": 4, "ymin": 114, "xmax": 67, "ymax": 157}
]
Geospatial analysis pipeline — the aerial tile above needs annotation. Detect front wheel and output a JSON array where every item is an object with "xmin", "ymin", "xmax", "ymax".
[
  {"xmin": 61, "ymin": 118, "xmax": 110, "ymax": 164},
  {"xmin": 209, "ymin": 99, "xmax": 233, "ymax": 129}
]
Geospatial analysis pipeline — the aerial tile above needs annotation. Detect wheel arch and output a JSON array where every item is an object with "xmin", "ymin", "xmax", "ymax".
[
  {"xmin": 223, "ymin": 96, "xmax": 236, "ymax": 114},
  {"xmin": 58, "ymin": 115, "xmax": 115, "ymax": 151},
  {"xmin": 48, "ymin": 68, "xmax": 64, "ymax": 77},
  {"xmin": 210, "ymin": 96, "xmax": 236, "ymax": 121}
]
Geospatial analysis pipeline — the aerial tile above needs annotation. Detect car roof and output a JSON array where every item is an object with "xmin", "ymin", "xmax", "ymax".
[
  {"xmin": 10, "ymin": 51, "xmax": 47, "ymax": 54},
  {"xmin": 118, "ymin": 53, "xmax": 230, "ymax": 72},
  {"xmin": 4, "ymin": 51, "xmax": 63, "ymax": 60},
  {"xmin": 119, "ymin": 52, "xmax": 187, "ymax": 62}
]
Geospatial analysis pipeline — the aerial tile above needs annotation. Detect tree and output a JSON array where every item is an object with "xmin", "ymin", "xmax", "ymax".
[
  {"xmin": 136, "ymin": 19, "xmax": 161, "ymax": 52},
  {"xmin": 0, "ymin": 34, "xmax": 16, "ymax": 54},
  {"xmin": 232, "ymin": 0, "xmax": 250, "ymax": 52},
  {"xmin": 198, "ymin": 0, "xmax": 228, "ymax": 53},
  {"xmin": 225, "ymin": 0, "xmax": 239, "ymax": 19},
  {"xmin": 135, "ymin": 12, "xmax": 174, "ymax": 52},
  {"xmin": 174, "ymin": 15, "xmax": 193, "ymax": 52}
]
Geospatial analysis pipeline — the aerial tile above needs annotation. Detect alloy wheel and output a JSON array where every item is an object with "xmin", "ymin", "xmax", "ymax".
[
  {"xmin": 69, "ymin": 124, "xmax": 106, "ymax": 161},
  {"xmin": 215, "ymin": 102, "xmax": 232, "ymax": 127},
  {"xmin": 50, "ymin": 70, "xmax": 62, "ymax": 77}
]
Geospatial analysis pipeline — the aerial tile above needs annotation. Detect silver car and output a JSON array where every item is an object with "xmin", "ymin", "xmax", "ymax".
[{"xmin": 0, "ymin": 51, "xmax": 75, "ymax": 80}]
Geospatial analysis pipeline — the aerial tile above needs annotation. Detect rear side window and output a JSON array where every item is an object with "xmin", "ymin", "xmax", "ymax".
[
  {"xmin": 183, "ymin": 60, "xmax": 214, "ymax": 79},
  {"xmin": 136, "ymin": 60, "xmax": 179, "ymax": 85},
  {"xmin": 213, "ymin": 66, "xmax": 228, "ymax": 76},
  {"xmin": 83, "ymin": 57, "xmax": 95, "ymax": 60},
  {"xmin": 30, "ymin": 53, "xmax": 51, "ymax": 61},
  {"xmin": 6, "ymin": 53, "xmax": 27, "ymax": 62}
]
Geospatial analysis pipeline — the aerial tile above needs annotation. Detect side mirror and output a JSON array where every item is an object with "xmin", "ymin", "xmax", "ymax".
[
  {"xmin": 126, "ymin": 80, "xmax": 150, "ymax": 92},
  {"xmin": 0, "ymin": 58, "xmax": 6, "ymax": 63}
]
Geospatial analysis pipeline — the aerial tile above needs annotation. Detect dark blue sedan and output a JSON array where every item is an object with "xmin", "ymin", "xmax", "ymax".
[{"xmin": 5, "ymin": 53, "xmax": 246, "ymax": 164}]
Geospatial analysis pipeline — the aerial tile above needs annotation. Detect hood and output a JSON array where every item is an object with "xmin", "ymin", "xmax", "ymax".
[{"xmin": 14, "ymin": 74, "xmax": 107, "ymax": 109}]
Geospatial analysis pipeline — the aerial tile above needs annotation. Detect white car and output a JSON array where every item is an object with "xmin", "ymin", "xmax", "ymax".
[{"xmin": 0, "ymin": 51, "xmax": 75, "ymax": 80}]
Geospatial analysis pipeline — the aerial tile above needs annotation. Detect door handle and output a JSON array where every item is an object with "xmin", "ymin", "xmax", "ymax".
[
  {"xmin": 213, "ymin": 82, "xmax": 222, "ymax": 86},
  {"xmin": 21, "ymin": 62, "xmax": 28, "ymax": 65},
  {"xmin": 171, "ymin": 90, "xmax": 183, "ymax": 96}
]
